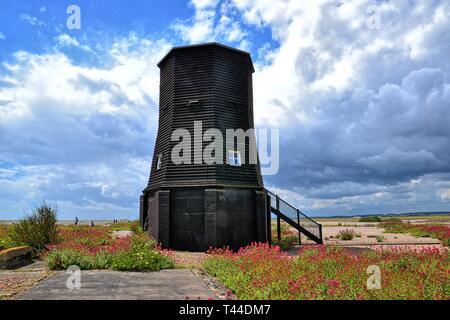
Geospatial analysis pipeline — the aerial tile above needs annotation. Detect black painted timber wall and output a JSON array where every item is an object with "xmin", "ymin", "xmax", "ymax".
[{"xmin": 141, "ymin": 43, "xmax": 268, "ymax": 251}]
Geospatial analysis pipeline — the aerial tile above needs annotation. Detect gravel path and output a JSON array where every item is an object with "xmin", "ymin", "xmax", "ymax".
[{"xmin": 0, "ymin": 261, "xmax": 54, "ymax": 300}]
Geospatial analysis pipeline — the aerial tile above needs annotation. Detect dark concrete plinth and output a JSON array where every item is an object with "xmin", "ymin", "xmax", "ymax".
[
  {"xmin": 145, "ymin": 190, "xmax": 170, "ymax": 248},
  {"xmin": 141, "ymin": 188, "xmax": 269, "ymax": 251}
]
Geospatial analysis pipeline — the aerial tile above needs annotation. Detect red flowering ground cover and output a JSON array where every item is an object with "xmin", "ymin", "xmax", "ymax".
[
  {"xmin": 42, "ymin": 225, "xmax": 174, "ymax": 271},
  {"xmin": 417, "ymin": 225, "xmax": 450, "ymax": 244},
  {"xmin": 47, "ymin": 226, "xmax": 132, "ymax": 255},
  {"xmin": 270, "ymin": 222, "xmax": 299, "ymax": 250},
  {"xmin": 382, "ymin": 220, "xmax": 450, "ymax": 246},
  {"xmin": 203, "ymin": 243, "xmax": 450, "ymax": 300}
]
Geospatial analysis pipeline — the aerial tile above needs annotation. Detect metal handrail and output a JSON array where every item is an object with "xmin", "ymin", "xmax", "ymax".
[{"xmin": 266, "ymin": 189, "xmax": 322, "ymax": 242}]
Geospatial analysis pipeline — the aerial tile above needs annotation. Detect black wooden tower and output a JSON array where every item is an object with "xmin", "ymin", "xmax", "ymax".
[{"xmin": 140, "ymin": 43, "xmax": 269, "ymax": 251}]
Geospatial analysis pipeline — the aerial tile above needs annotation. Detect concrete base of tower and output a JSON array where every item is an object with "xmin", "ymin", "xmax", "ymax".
[{"xmin": 140, "ymin": 187, "xmax": 270, "ymax": 252}]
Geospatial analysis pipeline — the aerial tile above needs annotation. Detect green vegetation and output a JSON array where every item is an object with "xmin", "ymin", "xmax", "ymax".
[
  {"xmin": 392, "ymin": 215, "xmax": 450, "ymax": 222},
  {"xmin": 1, "ymin": 208, "xmax": 174, "ymax": 272},
  {"xmin": 9, "ymin": 203, "xmax": 58, "ymax": 254},
  {"xmin": 359, "ymin": 216, "xmax": 382, "ymax": 222},
  {"xmin": 381, "ymin": 220, "xmax": 450, "ymax": 246},
  {"xmin": 110, "ymin": 236, "xmax": 175, "ymax": 271},
  {"xmin": 271, "ymin": 222, "xmax": 298, "ymax": 250},
  {"xmin": 0, "ymin": 224, "xmax": 14, "ymax": 250},
  {"xmin": 338, "ymin": 229, "xmax": 355, "ymax": 241},
  {"xmin": 107, "ymin": 220, "xmax": 141, "ymax": 232},
  {"xmin": 45, "ymin": 233, "xmax": 174, "ymax": 271},
  {"xmin": 315, "ymin": 214, "xmax": 450, "ymax": 224},
  {"xmin": 314, "ymin": 217, "xmax": 359, "ymax": 223},
  {"xmin": 45, "ymin": 249, "xmax": 109, "ymax": 270},
  {"xmin": 204, "ymin": 243, "xmax": 450, "ymax": 300},
  {"xmin": 272, "ymin": 235, "xmax": 298, "ymax": 250}
]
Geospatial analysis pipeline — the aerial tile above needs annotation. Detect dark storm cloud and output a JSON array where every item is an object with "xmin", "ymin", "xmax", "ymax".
[{"xmin": 268, "ymin": 68, "xmax": 450, "ymax": 198}]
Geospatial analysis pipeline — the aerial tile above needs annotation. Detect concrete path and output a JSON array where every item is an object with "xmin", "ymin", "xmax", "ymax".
[{"xmin": 17, "ymin": 269, "xmax": 224, "ymax": 300}]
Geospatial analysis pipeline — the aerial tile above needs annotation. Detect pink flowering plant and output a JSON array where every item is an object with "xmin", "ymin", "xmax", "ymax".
[
  {"xmin": 43, "ymin": 225, "xmax": 174, "ymax": 271},
  {"xmin": 381, "ymin": 220, "xmax": 450, "ymax": 246},
  {"xmin": 203, "ymin": 243, "xmax": 450, "ymax": 300},
  {"xmin": 271, "ymin": 223, "xmax": 299, "ymax": 250}
]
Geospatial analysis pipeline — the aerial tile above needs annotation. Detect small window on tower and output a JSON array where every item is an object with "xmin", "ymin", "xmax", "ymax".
[
  {"xmin": 187, "ymin": 99, "xmax": 200, "ymax": 106},
  {"xmin": 156, "ymin": 154, "xmax": 162, "ymax": 170},
  {"xmin": 228, "ymin": 150, "xmax": 241, "ymax": 166}
]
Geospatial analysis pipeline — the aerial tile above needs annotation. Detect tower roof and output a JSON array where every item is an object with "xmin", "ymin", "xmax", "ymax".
[{"xmin": 157, "ymin": 42, "xmax": 255, "ymax": 73}]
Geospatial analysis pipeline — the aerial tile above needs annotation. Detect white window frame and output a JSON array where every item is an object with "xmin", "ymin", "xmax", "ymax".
[
  {"xmin": 228, "ymin": 150, "xmax": 241, "ymax": 166},
  {"xmin": 156, "ymin": 154, "xmax": 162, "ymax": 170}
]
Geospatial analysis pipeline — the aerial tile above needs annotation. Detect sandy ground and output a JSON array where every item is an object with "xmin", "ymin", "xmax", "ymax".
[
  {"xmin": 321, "ymin": 226, "xmax": 441, "ymax": 244},
  {"xmin": 294, "ymin": 221, "xmax": 447, "ymax": 250}
]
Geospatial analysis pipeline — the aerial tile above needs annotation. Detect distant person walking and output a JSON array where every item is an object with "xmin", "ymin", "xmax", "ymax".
[
  {"xmin": 74, "ymin": 217, "xmax": 79, "ymax": 226},
  {"xmin": 91, "ymin": 220, "xmax": 95, "ymax": 227}
]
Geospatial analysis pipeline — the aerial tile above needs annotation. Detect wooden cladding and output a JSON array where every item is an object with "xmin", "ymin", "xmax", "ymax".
[{"xmin": 145, "ymin": 43, "xmax": 263, "ymax": 191}]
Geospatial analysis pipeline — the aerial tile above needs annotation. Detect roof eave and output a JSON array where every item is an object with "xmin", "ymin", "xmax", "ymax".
[{"xmin": 157, "ymin": 42, "xmax": 255, "ymax": 73}]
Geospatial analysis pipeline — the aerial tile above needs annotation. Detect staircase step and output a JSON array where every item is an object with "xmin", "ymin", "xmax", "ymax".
[{"xmin": 266, "ymin": 189, "xmax": 323, "ymax": 244}]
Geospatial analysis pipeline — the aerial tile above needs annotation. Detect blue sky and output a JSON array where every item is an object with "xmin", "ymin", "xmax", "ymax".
[{"xmin": 1, "ymin": 0, "xmax": 450, "ymax": 220}]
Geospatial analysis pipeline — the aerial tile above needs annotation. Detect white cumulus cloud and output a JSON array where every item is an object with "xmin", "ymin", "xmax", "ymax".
[{"xmin": 0, "ymin": 35, "xmax": 172, "ymax": 219}]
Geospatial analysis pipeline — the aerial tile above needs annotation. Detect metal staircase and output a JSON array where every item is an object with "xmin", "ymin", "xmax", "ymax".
[{"xmin": 266, "ymin": 190, "xmax": 323, "ymax": 244}]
